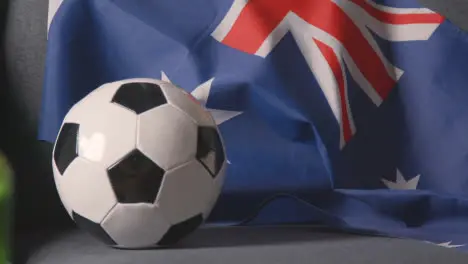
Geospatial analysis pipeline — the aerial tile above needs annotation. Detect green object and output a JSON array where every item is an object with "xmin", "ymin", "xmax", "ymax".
[{"xmin": 0, "ymin": 152, "xmax": 12, "ymax": 264}]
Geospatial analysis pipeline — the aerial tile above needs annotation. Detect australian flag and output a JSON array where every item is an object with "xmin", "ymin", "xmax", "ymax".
[{"xmin": 41, "ymin": 0, "xmax": 468, "ymax": 250}]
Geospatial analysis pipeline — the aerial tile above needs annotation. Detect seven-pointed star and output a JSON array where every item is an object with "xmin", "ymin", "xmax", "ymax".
[
  {"xmin": 160, "ymin": 71, "xmax": 243, "ymax": 125},
  {"xmin": 381, "ymin": 169, "xmax": 420, "ymax": 190},
  {"xmin": 426, "ymin": 241, "xmax": 465, "ymax": 248}
]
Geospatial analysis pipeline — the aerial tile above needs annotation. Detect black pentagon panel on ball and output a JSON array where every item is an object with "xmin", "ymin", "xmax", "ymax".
[
  {"xmin": 72, "ymin": 211, "xmax": 116, "ymax": 246},
  {"xmin": 157, "ymin": 214, "xmax": 203, "ymax": 246},
  {"xmin": 107, "ymin": 149, "xmax": 165, "ymax": 204},
  {"xmin": 196, "ymin": 126, "xmax": 225, "ymax": 178},
  {"xmin": 54, "ymin": 123, "xmax": 79, "ymax": 174},
  {"xmin": 111, "ymin": 82, "xmax": 167, "ymax": 114}
]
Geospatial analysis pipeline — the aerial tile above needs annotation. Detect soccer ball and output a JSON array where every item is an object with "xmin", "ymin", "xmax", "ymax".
[{"xmin": 51, "ymin": 78, "xmax": 226, "ymax": 248}]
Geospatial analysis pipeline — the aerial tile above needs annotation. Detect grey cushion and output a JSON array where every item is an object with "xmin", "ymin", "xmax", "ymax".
[
  {"xmin": 420, "ymin": 0, "xmax": 468, "ymax": 31},
  {"xmin": 19, "ymin": 227, "xmax": 468, "ymax": 264}
]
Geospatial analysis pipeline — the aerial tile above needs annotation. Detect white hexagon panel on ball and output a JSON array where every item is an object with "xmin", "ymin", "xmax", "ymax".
[{"xmin": 51, "ymin": 78, "xmax": 227, "ymax": 248}]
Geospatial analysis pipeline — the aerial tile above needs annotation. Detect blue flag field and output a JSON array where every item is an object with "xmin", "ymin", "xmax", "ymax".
[{"xmin": 41, "ymin": 0, "xmax": 468, "ymax": 250}]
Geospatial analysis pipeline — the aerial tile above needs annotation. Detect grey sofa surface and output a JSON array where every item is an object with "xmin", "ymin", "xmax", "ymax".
[
  {"xmin": 20, "ymin": 227, "xmax": 468, "ymax": 264},
  {"xmin": 4, "ymin": 0, "xmax": 468, "ymax": 263}
]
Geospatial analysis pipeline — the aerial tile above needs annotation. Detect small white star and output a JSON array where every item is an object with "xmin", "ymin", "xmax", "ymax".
[
  {"xmin": 426, "ymin": 241, "xmax": 465, "ymax": 248},
  {"xmin": 381, "ymin": 169, "xmax": 420, "ymax": 190},
  {"xmin": 161, "ymin": 71, "xmax": 243, "ymax": 125}
]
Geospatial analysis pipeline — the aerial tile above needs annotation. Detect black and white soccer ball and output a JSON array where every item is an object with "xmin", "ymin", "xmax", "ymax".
[{"xmin": 51, "ymin": 78, "xmax": 226, "ymax": 248}]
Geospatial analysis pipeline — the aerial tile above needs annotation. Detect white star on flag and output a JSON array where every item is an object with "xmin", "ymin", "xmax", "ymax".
[
  {"xmin": 161, "ymin": 71, "xmax": 243, "ymax": 126},
  {"xmin": 381, "ymin": 169, "xmax": 420, "ymax": 190},
  {"xmin": 426, "ymin": 241, "xmax": 465, "ymax": 248}
]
